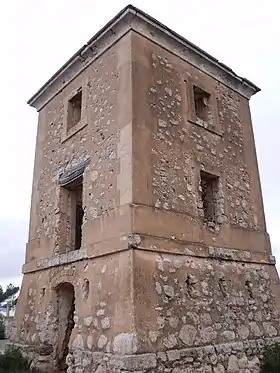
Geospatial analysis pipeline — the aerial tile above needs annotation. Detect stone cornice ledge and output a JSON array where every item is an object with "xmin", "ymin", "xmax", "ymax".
[
  {"xmin": 22, "ymin": 233, "xmax": 275, "ymax": 274},
  {"xmin": 28, "ymin": 5, "xmax": 260, "ymax": 111}
]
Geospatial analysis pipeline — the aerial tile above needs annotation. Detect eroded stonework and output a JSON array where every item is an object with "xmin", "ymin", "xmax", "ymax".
[{"xmin": 11, "ymin": 5, "xmax": 280, "ymax": 373}]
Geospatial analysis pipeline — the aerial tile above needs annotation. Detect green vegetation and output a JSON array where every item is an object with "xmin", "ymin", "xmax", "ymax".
[
  {"xmin": 261, "ymin": 341, "xmax": 280, "ymax": 373},
  {"xmin": 0, "ymin": 283, "xmax": 19, "ymax": 341},
  {"xmin": 0, "ymin": 284, "xmax": 19, "ymax": 308},
  {"xmin": 0, "ymin": 346, "xmax": 30, "ymax": 373},
  {"xmin": 0, "ymin": 317, "xmax": 5, "ymax": 340}
]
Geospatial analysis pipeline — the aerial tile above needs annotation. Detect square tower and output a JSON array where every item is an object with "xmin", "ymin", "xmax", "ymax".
[{"xmin": 12, "ymin": 5, "xmax": 280, "ymax": 373}]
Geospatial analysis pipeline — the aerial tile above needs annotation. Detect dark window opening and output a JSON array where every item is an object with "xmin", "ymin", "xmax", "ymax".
[
  {"xmin": 200, "ymin": 171, "xmax": 219, "ymax": 222},
  {"xmin": 74, "ymin": 190, "xmax": 83, "ymax": 250},
  {"xmin": 72, "ymin": 182, "xmax": 83, "ymax": 250},
  {"xmin": 67, "ymin": 89, "xmax": 82, "ymax": 129},
  {"xmin": 193, "ymin": 85, "xmax": 210, "ymax": 123},
  {"xmin": 63, "ymin": 178, "xmax": 84, "ymax": 251}
]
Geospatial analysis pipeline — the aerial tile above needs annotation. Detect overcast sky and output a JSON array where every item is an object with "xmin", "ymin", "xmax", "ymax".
[{"xmin": 0, "ymin": 0, "xmax": 279, "ymax": 288}]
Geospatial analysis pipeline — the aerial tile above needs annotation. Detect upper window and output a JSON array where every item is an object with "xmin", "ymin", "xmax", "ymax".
[
  {"xmin": 67, "ymin": 88, "xmax": 82, "ymax": 130},
  {"xmin": 62, "ymin": 83, "xmax": 88, "ymax": 142},
  {"xmin": 193, "ymin": 85, "xmax": 212, "ymax": 128},
  {"xmin": 185, "ymin": 79, "xmax": 220, "ymax": 134},
  {"xmin": 199, "ymin": 170, "xmax": 219, "ymax": 223}
]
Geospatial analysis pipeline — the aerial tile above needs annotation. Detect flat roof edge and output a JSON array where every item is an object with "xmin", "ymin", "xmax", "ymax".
[
  {"xmin": 28, "ymin": 5, "xmax": 260, "ymax": 109},
  {"xmin": 27, "ymin": 5, "xmax": 134, "ymax": 107},
  {"xmin": 131, "ymin": 7, "xmax": 260, "ymax": 95}
]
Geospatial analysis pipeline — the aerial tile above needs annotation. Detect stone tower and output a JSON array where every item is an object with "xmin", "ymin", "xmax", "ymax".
[{"xmin": 12, "ymin": 5, "xmax": 280, "ymax": 373}]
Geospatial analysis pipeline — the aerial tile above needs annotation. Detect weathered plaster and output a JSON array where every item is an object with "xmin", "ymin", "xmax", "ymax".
[{"xmin": 12, "ymin": 5, "xmax": 280, "ymax": 373}]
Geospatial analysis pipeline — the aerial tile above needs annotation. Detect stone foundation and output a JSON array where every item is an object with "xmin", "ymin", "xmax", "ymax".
[{"xmin": 9, "ymin": 337, "xmax": 280, "ymax": 373}]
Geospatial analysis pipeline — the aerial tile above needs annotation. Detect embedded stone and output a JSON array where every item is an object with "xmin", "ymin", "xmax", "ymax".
[
  {"xmin": 227, "ymin": 355, "xmax": 239, "ymax": 372},
  {"xmin": 167, "ymin": 349, "xmax": 180, "ymax": 361},
  {"xmin": 95, "ymin": 365, "xmax": 107, "ymax": 373},
  {"xmin": 214, "ymin": 364, "xmax": 225, "ymax": 373},
  {"xmin": 237, "ymin": 325, "xmax": 249, "ymax": 340},
  {"xmin": 169, "ymin": 316, "xmax": 179, "ymax": 329},
  {"xmin": 157, "ymin": 351, "xmax": 167, "ymax": 362},
  {"xmin": 248, "ymin": 356, "xmax": 260, "ymax": 369},
  {"xmin": 93, "ymin": 318, "xmax": 98, "ymax": 328},
  {"xmin": 163, "ymin": 285, "xmax": 174, "ymax": 298},
  {"xmin": 87, "ymin": 335, "xmax": 93, "ymax": 350},
  {"xmin": 263, "ymin": 322, "xmax": 278, "ymax": 336},
  {"xmin": 164, "ymin": 87, "xmax": 172, "ymax": 96},
  {"xmin": 149, "ymin": 330, "xmax": 159, "ymax": 343},
  {"xmin": 96, "ymin": 309, "xmax": 105, "ymax": 317},
  {"xmin": 249, "ymin": 321, "xmax": 262, "ymax": 337},
  {"xmin": 221, "ymin": 330, "xmax": 235, "ymax": 341},
  {"xmin": 84, "ymin": 316, "xmax": 93, "ymax": 327},
  {"xmin": 113, "ymin": 333, "xmax": 137, "ymax": 354},
  {"xmin": 200, "ymin": 313, "xmax": 212, "ymax": 326},
  {"xmin": 155, "ymin": 282, "xmax": 162, "ymax": 295},
  {"xmin": 238, "ymin": 355, "xmax": 248, "ymax": 369},
  {"xmin": 157, "ymin": 316, "xmax": 165, "ymax": 329},
  {"xmin": 106, "ymin": 341, "xmax": 111, "ymax": 353},
  {"xmin": 163, "ymin": 334, "xmax": 177, "ymax": 349},
  {"xmin": 200, "ymin": 326, "xmax": 217, "ymax": 344},
  {"xmin": 179, "ymin": 325, "xmax": 197, "ymax": 346},
  {"xmin": 72, "ymin": 334, "xmax": 84, "ymax": 349},
  {"xmin": 127, "ymin": 234, "xmax": 141, "ymax": 248},
  {"xmin": 101, "ymin": 317, "xmax": 110, "ymax": 330},
  {"xmin": 158, "ymin": 119, "xmax": 167, "ymax": 128},
  {"xmin": 97, "ymin": 335, "xmax": 108, "ymax": 349}
]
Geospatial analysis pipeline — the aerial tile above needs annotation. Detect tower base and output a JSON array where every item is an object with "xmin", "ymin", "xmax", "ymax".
[{"xmin": 8, "ymin": 337, "xmax": 280, "ymax": 373}]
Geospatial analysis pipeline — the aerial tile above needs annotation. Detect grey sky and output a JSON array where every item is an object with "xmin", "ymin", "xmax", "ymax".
[{"xmin": 0, "ymin": 0, "xmax": 279, "ymax": 287}]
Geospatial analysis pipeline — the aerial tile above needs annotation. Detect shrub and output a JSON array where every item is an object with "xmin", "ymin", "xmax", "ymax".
[
  {"xmin": 261, "ymin": 341, "xmax": 280, "ymax": 373},
  {"xmin": 0, "ymin": 319, "xmax": 5, "ymax": 340},
  {"xmin": 0, "ymin": 346, "xmax": 30, "ymax": 373}
]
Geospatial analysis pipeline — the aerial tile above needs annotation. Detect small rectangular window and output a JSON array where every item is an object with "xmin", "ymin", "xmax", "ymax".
[
  {"xmin": 67, "ymin": 89, "xmax": 82, "ymax": 130},
  {"xmin": 200, "ymin": 171, "xmax": 219, "ymax": 222},
  {"xmin": 193, "ymin": 85, "xmax": 211, "ymax": 125}
]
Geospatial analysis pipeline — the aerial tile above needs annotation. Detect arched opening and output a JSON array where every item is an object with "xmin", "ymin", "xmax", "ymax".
[{"xmin": 54, "ymin": 282, "xmax": 75, "ymax": 373}]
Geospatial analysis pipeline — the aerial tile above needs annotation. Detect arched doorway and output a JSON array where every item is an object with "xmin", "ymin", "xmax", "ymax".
[{"xmin": 54, "ymin": 282, "xmax": 75, "ymax": 373}]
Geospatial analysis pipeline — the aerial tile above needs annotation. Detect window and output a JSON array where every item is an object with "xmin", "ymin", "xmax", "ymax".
[
  {"xmin": 72, "ymin": 182, "xmax": 83, "ymax": 250},
  {"xmin": 200, "ymin": 171, "xmax": 219, "ymax": 222},
  {"xmin": 193, "ymin": 85, "xmax": 211, "ymax": 125},
  {"xmin": 63, "ymin": 177, "xmax": 84, "ymax": 251},
  {"xmin": 67, "ymin": 89, "xmax": 82, "ymax": 130}
]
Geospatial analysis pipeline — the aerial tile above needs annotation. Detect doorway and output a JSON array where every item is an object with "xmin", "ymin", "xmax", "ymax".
[{"xmin": 55, "ymin": 282, "xmax": 75, "ymax": 373}]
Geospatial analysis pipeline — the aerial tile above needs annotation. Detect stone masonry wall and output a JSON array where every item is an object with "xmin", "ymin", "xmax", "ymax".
[
  {"xmin": 12, "ymin": 250, "xmax": 135, "ymax": 371},
  {"xmin": 131, "ymin": 32, "xmax": 267, "ymax": 244},
  {"xmin": 125, "ymin": 31, "xmax": 280, "ymax": 373},
  {"xmin": 13, "ymin": 32, "xmax": 135, "ymax": 371},
  {"xmin": 133, "ymin": 250, "xmax": 280, "ymax": 354},
  {"xmin": 26, "ymin": 32, "xmax": 132, "ymax": 263}
]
